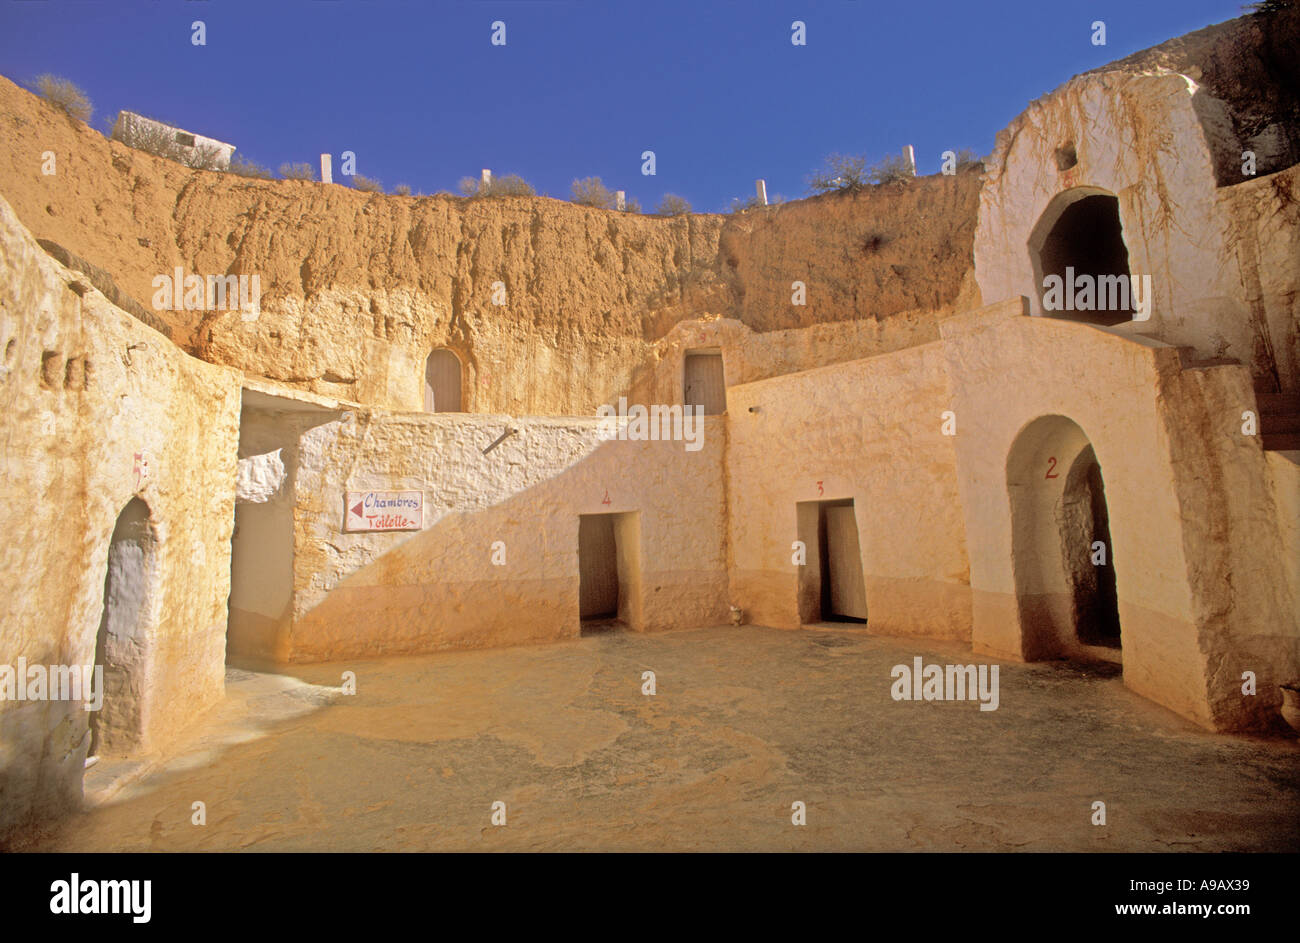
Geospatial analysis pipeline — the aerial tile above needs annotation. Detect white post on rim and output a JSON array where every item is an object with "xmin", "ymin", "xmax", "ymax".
[
  {"xmin": 902, "ymin": 145, "xmax": 916, "ymax": 176},
  {"xmin": 320, "ymin": 153, "xmax": 333, "ymax": 184},
  {"xmin": 481, "ymin": 168, "xmax": 492, "ymax": 191},
  {"xmin": 615, "ymin": 190, "xmax": 626, "ymax": 211},
  {"xmin": 756, "ymin": 179, "xmax": 768, "ymax": 206}
]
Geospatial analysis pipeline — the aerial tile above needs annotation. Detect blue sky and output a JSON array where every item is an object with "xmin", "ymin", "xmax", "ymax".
[{"xmin": 0, "ymin": 0, "xmax": 1250, "ymax": 212}]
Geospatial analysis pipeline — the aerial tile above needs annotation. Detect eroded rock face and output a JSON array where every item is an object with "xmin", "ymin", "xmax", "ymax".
[
  {"xmin": 0, "ymin": 194, "xmax": 240, "ymax": 843},
  {"xmin": 0, "ymin": 74, "xmax": 982, "ymax": 414}
]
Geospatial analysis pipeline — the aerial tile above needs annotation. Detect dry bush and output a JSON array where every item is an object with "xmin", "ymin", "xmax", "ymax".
[
  {"xmin": 351, "ymin": 174, "xmax": 384, "ymax": 193},
  {"xmin": 279, "ymin": 162, "xmax": 317, "ymax": 181},
  {"xmin": 32, "ymin": 74, "xmax": 92, "ymax": 122},
  {"xmin": 571, "ymin": 176, "xmax": 617, "ymax": 209},
  {"xmin": 729, "ymin": 194, "xmax": 765, "ymax": 213},
  {"xmin": 393, "ymin": 183, "xmax": 412, "ymax": 196},
  {"xmin": 656, "ymin": 193, "xmax": 692, "ymax": 215},
  {"xmin": 461, "ymin": 173, "xmax": 536, "ymax": 198},
  {"xmin": 185, "ymin": 144, "xmax": 224, "ymax": 171},
  {"xmin": 953, "ymin": 147, "xmax": 982, "ymax": 171},
  {"xmin": 869, "ymin": 153, "xmax": 916, "ymax": 184},
  {"xmin": 807, "ymin": 153, "xmax": 871, "ymax": 193},
  {"xmin": 487, "ymin": 174, "xmax": 535, "ymax": 197},
  {"xmin": 622, "ymin": 196, "xmax": 642, "ymax": 213},
  {"xmin": 808, "ymin": 151, "xmax": 915, "ymax": 193},
  {"xmin": 228, "ymin": 154, "xmax": 274, "ymax": 179},
  {"xmin": 112, "ymin": 115, "xmax": 183, "ymax": 161}
]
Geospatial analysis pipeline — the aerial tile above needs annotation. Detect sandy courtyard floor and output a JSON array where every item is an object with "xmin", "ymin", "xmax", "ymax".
[{"xmin": 29, "ymin": 625, "xmax": 1300, "ymax": 852}]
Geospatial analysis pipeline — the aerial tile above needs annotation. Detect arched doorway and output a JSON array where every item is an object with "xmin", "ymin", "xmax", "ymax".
[
  {"xmin": 1006, "ymin": 416, "xmax": 1122, "ymax": 662},
  {"xmin": 424, "ymin": 349, "xmax": 463, "ymax": 413},
  {"xmin": 1029, "ymin": 188, "xmax": 1134, "ymax": 324},
  {"xmin": 89, "ymin": 497, "xmax": 155, "ymax": 758}
]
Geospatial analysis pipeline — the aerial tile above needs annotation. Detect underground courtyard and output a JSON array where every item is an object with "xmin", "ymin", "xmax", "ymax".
[{"xmin": 21, "ymin": 626, "xmax": 1300, "ymax": 853}]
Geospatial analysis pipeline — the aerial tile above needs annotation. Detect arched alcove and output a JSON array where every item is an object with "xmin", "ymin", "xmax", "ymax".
[
  {"xmin": 424, "ymin": 349, "xmax": 463, "ymax": 413},
  {"xmin": 89, "ymin": 497, "xmax": 156, "ymax": 758},
  {"xmin": 1006, "ymin": 415, "xmax": 1122, "ymax": 662},
  {"xmin": 1028, "ymin": 188, "xmax": 1135, "ymax": 324}
]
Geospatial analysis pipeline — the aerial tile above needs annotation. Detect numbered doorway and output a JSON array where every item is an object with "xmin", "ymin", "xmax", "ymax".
[
  {"xmin": 577, "ymin": 512, "xmax": 642, "ymax": 634},
  {"xmin": 796, "ymin": 498, "xmax": 868, "ymax": 625},
  {"xmin": 1007, "ymin": 415, "xmax": 1122, "ymax": 663}
]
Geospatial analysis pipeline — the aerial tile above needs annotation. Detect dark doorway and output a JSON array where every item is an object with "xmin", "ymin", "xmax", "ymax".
[
  {"xmin": 578, "ymin": 513, "xmax": 620, "ymax": 628},
  {"xmin": 90, "ymin": 498, "xmax": 153, "ymax": 758},
  {"xmin": 796, "ymin": 499, "xmax": 868, "ymax": 624},
  {"xmin": 1035, "ymin": 192, "xmax": 1134, "ymax": 323},
  {"xmin": 1061, "ymin": 450, "xmax": 1121, "ymax": 650}
]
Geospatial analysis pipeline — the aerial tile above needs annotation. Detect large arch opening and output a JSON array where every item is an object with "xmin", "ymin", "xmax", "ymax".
[
  {"xmin": 1029, "ymin": 188, "xmax": 1135, "ymax": 324},
  {"xmin": 89, "ymin": 497, "xmax": 156, "ymax": 759},
  {"xmin": 424, "ymin": 349, "xmax": 463, "ymax": 413},
  {"xmin": 1007, "ymin": 416, "xmax": 1122, "ymax": 664}
]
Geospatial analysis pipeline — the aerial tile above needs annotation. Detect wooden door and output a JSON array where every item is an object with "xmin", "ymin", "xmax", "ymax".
[{"xmin": 684, "ymin": 352, "xmax": 726, "ymax": 415}]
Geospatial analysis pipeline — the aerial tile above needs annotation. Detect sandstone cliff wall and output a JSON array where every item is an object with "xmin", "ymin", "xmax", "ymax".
[{"xmin": 0, "ymin": 75, "xmax": 981, "ymax": 415}]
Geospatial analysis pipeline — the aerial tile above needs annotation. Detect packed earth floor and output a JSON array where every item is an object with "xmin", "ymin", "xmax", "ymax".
[{"xmin": 25, "ymin": 626, "xmax": 1300, "ymax": 852}]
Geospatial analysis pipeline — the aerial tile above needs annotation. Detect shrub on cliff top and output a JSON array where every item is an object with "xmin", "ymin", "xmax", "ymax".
[
  {"xmin": 571, "ymin": 176, "xmax": 618, "ymax": 209},
  {"xmin": 656, "ymin": 194, "xmax": 692, "ymax": 216},
  {"xmin": 460, "ymin": 174, "xmax": 536, "ymax": 198},
  {"xmin": 31, "ymin": 74, "xmax": 92, "ymax": 122},
  {"xmin": 112, "ymin": 115, "xmax": 183, "ymax": 161},
  {"xmin": 351, "ymin": 174, "xmax": 384, "ymax": 193},
  {"xmin": 279, "ymin": 162, "xmax": 317, "ymax": 181},
  {"xmin": 807, "ymin": 151, "xmax": 917, "ymax": 193},
  {"xmin": 228, "ymin": 154, "xmax": 274, "ymax": 179}
]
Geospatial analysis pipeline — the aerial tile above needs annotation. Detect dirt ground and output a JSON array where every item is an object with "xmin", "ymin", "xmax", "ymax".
[{"xmin": 27, "ymin": 625, "xmax": 1300, "ymax": 852}]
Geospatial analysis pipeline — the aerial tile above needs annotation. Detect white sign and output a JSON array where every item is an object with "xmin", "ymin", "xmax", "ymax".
[{"xmin": 344, "ymin": 491, "xmax": 423, "ymax": 532}]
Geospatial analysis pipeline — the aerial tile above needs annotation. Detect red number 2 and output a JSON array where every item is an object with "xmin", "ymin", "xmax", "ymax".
[
  {"xmin": 1046, "ymin": 457, "xmax": 1058, "ymax": 479},
  {"xmin": 602, "ymin": 490, "xmax": 611, "ymax": 505}
]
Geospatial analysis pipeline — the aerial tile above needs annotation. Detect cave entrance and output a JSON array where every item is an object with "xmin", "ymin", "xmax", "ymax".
[{"xmin": 1030, "ymin": 189, "xmax": 1135, "ymax": 325}]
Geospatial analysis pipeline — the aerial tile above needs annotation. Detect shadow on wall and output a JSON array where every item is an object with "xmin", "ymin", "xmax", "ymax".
[{"xmin": 279, "ymin": 436, "xmax": 726, "ymax": 662}]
